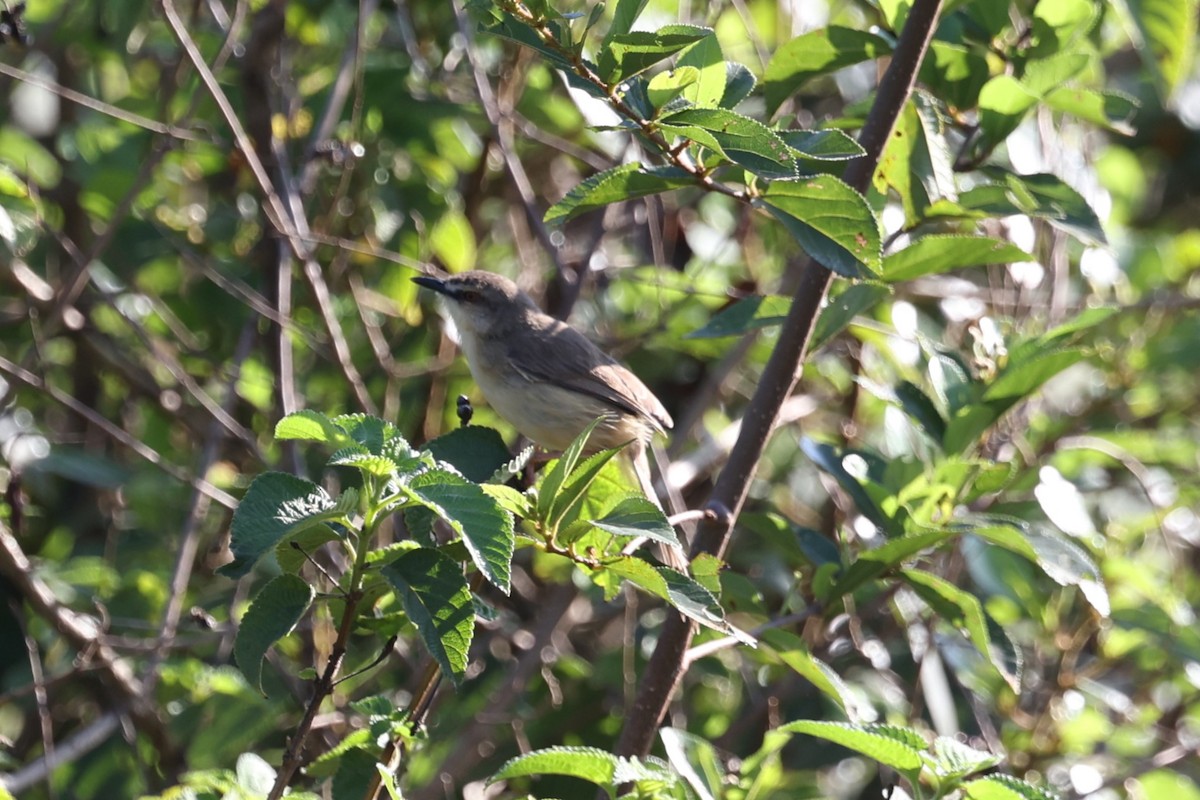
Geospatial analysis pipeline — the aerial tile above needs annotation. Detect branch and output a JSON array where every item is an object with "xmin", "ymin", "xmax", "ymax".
[{"xmin": 613, "ymin": 0, "xmax": 946, "ymax": 760}]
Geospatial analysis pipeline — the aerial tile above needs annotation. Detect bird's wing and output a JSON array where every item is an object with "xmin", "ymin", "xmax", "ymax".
[{"xmin": 504, "ymin": 317, "xmax": 673, "ymax": 432}]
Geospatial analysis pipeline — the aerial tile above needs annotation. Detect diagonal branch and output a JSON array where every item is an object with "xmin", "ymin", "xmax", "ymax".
[{"xmin": 613, "ymin": 0, "xmax": 947, "ymax": 760}]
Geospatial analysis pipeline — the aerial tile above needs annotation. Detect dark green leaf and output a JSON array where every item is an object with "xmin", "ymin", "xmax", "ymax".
[
  {"xmin": 780, "ymin": 129, "xmax": 867, "ymax": 162},
  {"xmin": 959, "ymin": 172, "xmax": 1106, "ymax": 245},
  {"xmin": 590, "ymin": 495, "xmax": 681, "ymax": 549},
  {"xmin": 545, "ymin": 163, "xmax": 696, "ymax": 226},
  {"xmin": 720, "ymin": 61, "xmax": 757, "ymax": 109},
  {"xmin": 983, "ymin": 348, "xmax": 1086, "ymax": 401},
  {"xmin": 833, "ymin": 529, "xmax": 955, "ymax": 596},
  {"xmin": 599, "ymin": 25, "xmax": 713, "ymax": 82},
  {"xmin": 761, "ymin": 177, "xmax": 882, "ymax": 276},
  {"xmin": 684, "ymin": 294, "xmax": 790, "ymax": 339},
  {"xmin": 761, "ymin": 630, "xmax": 857, "ymax": 714},
  {"xmin": 424, "ymin": 426, "xmax": 513, "ymax": 483},
  {"xmin": 812, "ymin": 283, "xmax": 890, "ymax": 350},
  {"xmin": 659, "ymin": 108, "xmax": 798, "ymax": 179},
  {"xmin": 763, "ymin": 27, "xmax": 893, "ymax": 114},
  {"xmin": 383, "ymin": 548, "xmax": 475, "ymax": 686},
  {"xmin": 234, "ymin": 574, "xmax": 314, "ymax": 694},
  {"xmin": 883, "ymin": 236, "xmax": 1035, "ymax": 282}
]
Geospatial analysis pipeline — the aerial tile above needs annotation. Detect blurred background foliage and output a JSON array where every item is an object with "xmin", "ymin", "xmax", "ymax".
[{"xmin": 0, "ymin": 0, "xmax": 1199, "ymax": 797}]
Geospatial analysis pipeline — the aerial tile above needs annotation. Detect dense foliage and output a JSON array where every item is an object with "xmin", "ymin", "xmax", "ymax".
[{"xmin": 1, "ymin": 0, "xmax": 1198, "ymax": 798}]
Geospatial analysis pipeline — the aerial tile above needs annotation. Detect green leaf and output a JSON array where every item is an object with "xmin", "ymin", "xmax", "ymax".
[
  {"xmin": 647, "ymin": 66, "xmax": 700, "ymax": 109},
  {"xmin": 549, "ymin": 446, "xmax": 624, "ymax": 532},
  {"xmin": 1120, "ymin": 0, "xmax": 1199, "ymax": 101},
  {"xmin": 405, "ymin": 470, "xmax": 515, "ymax": 594},
  {"xmin": 599, "ymin": 25, "xmax": 714, "ymax": 82},
  {"xmin": 328, "ymin": 448, "xmax": 401, "ymax": 478},
  {"xmin": 883, "ymin": 236, "xmax": 1035, "ymax": 282},
  {"xmin": 545, "ymin": 163, "xmax": 696, "ymax": 226},
  {"xmin": 959, "ymin": 172, "xmax": 1106, "ymax": 245},
  {"xmin": 677, "ymin": 33, "xmax": 725, "ymax": 108},
  {"xmin": 761, "ymin": 629, "xmax": 858, "ymax": 716},
  {"xmin": 490, "ymin": 745, "xmax": 620, "ymax": 786},
  {"xmin": 234, "ymin": 574, "xmax": 314, "ymax": 694},
  {"xmin": 779, "ymin": 721, "xmax": 925, "ymax": 772},
  {"xmin": 274, "ymin": 524, "xmax": 343, "ymax": 574},
  {"xmin": 833, "ymin": 529, "xmax": 955, "ymax": 596},
  {"xmin": 661, "ymin": 567, "xmax": 753, "ymax": 643},
  {"xmin": 893, "ymin": 381, "xmax": 948, "ymax": 442},
  {"xmin": 983, "ymin": 347, "xmax": 1086, "ymax": 401},
  {"xmin": 720, "ymin": 62, "xmax": 757, "ymax": 109},
  {"xmin": 800, "ymin": 439, "xmax": 891, "ymax": 531},
  {"xmin": 274, "ymin": 410, "xmax": 348, "ymax": 445},
  {"xmin": 590, "ymin": 495, "xmax": 682, "ymax": 550},
  {"xmin": 812, "ymin": 283, "xmax": 890, "ymax": 350},
  {"xmin": 660, "ymin": 728, "xmax": 724, "ymax": 800},
  {"xmin": 382, "ymin": 548, "xmax": 475, "ymax": 686},
  {"xmin": 972, "ymin": 520, "xmax": 1109, "ymax": 616},
  {"xmin": 763, "ymin": 26, "xmax": 893, "ymax": 114},
  {"xmin": 424, "ymin": 426, "xmax": 514, "ymax": 483},
  {"xmin": 220, "ymin": 473, "xmax": 351, "ymax": 579},
  {"xmin": 684, "ymin": 294, "xmax": 791, "ymax": 339},
  {"xmin": 780, "ymin": 129, "xmax": 867, "ymax": 162},
  {"xmin": 901, "ymin": 569, "xmax": 1016, "ymax": 690},
  {"xmin": 536, "ymin": 417, "xmax": 602, "ymax": 526},
  {"xmin": 603, "ymin": 0, "xmax": 650, "ymax": 48},
  {"xmin": 963, "ymin": 774, "xmax": 1061, "ymax": 800},
  {"xmin": 932, "ymin": 737, "xmax": 1001, "ymax": 780},
  {"xmin": 761, "ymin": 177, "xmax": 882, "ymax": 277},
  {"xmin": 977, "ymin": 75, "xmax": 1039, "ymax": 145},
  {"xmin": 1044, "ymin": 87, "xmax": 1139, "ymax": 134},
  {"xmin": 331, "ymin": 414, "xmax": 400, "ymax": 455},
  {"xmin": 659, "ymin": 108, "xmax": 797, "ymax": 180}
]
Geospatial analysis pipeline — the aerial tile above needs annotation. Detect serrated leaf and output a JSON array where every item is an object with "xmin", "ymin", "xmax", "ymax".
[
  {"xmin": 234, "ymin": 574, "xmax": 314, "ymax": 694},
  {"xmin": 883, "ymin": 236, "xmax": 1035, "ymax": 282},
  {"xmin": 537, "ymin": 417, "xmax": 602, "ymax": 525},
  {"xmin": 932, "ymin": 737, "xmax": 1001, "ymax": 780},
  {"xmin": 331, "ymin": 414, "xmax": 400, "ymax": 455},
  {"xmin": 424, "ymin": 425, "xmax": 513, "ymax": 483},
  {"xmin": 647, "ymin": 66, "xmax": 700, "ymax": 108},
  {"xmin": 545, "ymin": 163, "xmax": 696, "ymax": 225},
  {"xmin": 684, "ymin": 294, "xmax": 791, "ymax": 339},
  {"xmin": 721, "ymin": 61, "xmax": 757, "ymax": 108},
  {"xmin": 959, "ymin": 172, "xmax": 1106, "ymax": 245},
  {"xmin": 590, "ymin": 495, "xmax": 681, "ymax": 549},
  {"xmin": 780, "ymin": 721, "xmax": 925, "ymax": 772},
  {"xmin": 763, "ymin": 26, "xmax": 893, "ymax": 113},
  {"xmin": 761, "ymin": 177, "xmax": 882, "ymax": 277},
  {"xmin": 382, "ymin": 548, "xmax": 475, "ymax": 686},
  {"xmin": 220, "ymin": 473, "xmax": 348, "ymax": 579},
  {"xmin": 329, "ymin": 450, "xmax": 400, "ymax": 478},
  {"xmin": 983, "ymin": 347, "xmax": 1086, "ymax": 401},
  {"xmin": 274, "ymin": 410, "xmax": 348, "ymax": 445},
  {"xmin": 780, "ymin": 129, "xmax": 867, "ymax": 162},
  {"xmin": 833, "ymin": 529, "xmax": 955, "ymax": 596},
  {"xmin": 963, "ymin": 774, "xmax": 1061, "ymax": 800},
  {"xmin": 404, "ymin": 470, "xmax": 514, "ymax": 594},
  {"xmin": 660, "ymin": 567, "xmax": 753, "ymax": 643},
  {"xmin": 599, "ymin": 25, "xmax": 713, "ymax": 82},
  {"xmin": 659, "ymin": 108, "xmax": 797, "ymax": 179},
  {"xmin": 603, "ymin": 0, "xmax": 650, "ymax": 48},
  {"xmin": 677, "ymin": 33, "xmax": 724, "ymax": 108},
  {"xmin": 548, "ymin": 446, "xmax": 625, "ymax": 532},
  {"xmin": 489, "ymin": 746, "xmax": 620, "ymax": 786}
]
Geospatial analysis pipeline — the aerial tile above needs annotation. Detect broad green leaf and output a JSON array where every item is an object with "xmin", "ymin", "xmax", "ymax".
[
  {"xmin": 274, "ymin": 410, "xmax": 348, "ymax": 445},
  {"xmin": 545, "ymin": 163, "xmax": 696, "ymax": 226},
  {"xmin": 537, "ymin": 417, "xmax": 603, "ymax": 524},
  {"xmin": 220, "ymin": 473, "xmax": 352, "ymax": 579},
  {"xmin": 893, "ymin": 381, "xmax": 947, "ymax": 442},
  {"xmin": 484, "ymin": 13, "xmax": 577, "ymax": 74},
  {"xmin": 599, "ymin": 554, "xmax": 668, "ymax": 601},
  {"xmin": 780, "ymin": 129, "xmax": 866, "ymax": 162},
  {"xmin": 812, "ymin": 283, "xmax": 890, "ymax": 350},
  {"xmin": 883, "ymin": 236, "xmax": 1035, "ymax": 282},
  {"xmin": 424, "ymin": 425, "xmax": 513, "ymax": 483},
  {"xmin": 932, "ymin": 737, "xmax": 1001, "ymax": 780},
  {"xmin": 983, "ymin": 347, "xmax": 1086, "ymax": 401},
  {"xmin": 919, "ymin": 41, "xmax": 989, "ymax": 111},
  {"xmin": 963, "ymin": 774, "xmax": 1061, "ymax": 800},
  {"xmin": 1031, "ymin": 0, "xmax": 1099, "ymax": 52},
  {"xmin": 647, "ymin": 66, "xmax": 700, "ymax": 109},
  {"xmin": 977, "ymin": 75, "xmax": 1038, "ymax": 145},
  {"xmin": 761, "ymin": 629, "xmax": 857, "ymax": 715},
  {"xmin": 328, "ymin": 448, "xmax": 400, "ymax": 478},
  {"xmin": 721, "ymin": 62, "xmax": 757, "ymax": 109},
  {"xmin": 548, "ymin": 446, "xmax": 624, "ymax": 532},
  {"xmin": 274, "ymin": 524, "xmax": 343, "ymax": 574},
  {"xmin": 684, "ymin": 294, "xmax": 790, "ymax": 339},
  {"xmin": 660, "ymin": 567, "xmax": 754, "ymax": 644},
  {"xmin": 761, "ymin": 177, "xmax": 882, "ymax": 277},
  {"xmin": 833, "ymin": 529, "xmax": 955, "ymax": 596},
  {"xmin": 233, "ymin": 574, "xmax": 314, "ymax": 694},
  {"xmin": 901, "ymin": 569, "xmax": 1016, "ymax": 689},
  {"xmin": 490, "ymin": 745, "xmax": 619, "ymax": 786},
  {"xmin": 677, "ymin": 33, "xmax": 725, "ymax": 108},
  {"xmin": 1045, "ymin": 88, "xmax": 1139, "ymax": 134},
  {"xmin": 780, "ymin": 721, "xmax": 925, "ymax": 772},
  {"xmin": 1021, "ymin": 52, "xmax": 1091, "ymax": 96},
  {"xmin": 763, "ymin": 27, "xmax": 893, "ymax": 114},
  {"xmin": 331, "ymin": 414, "xmax": 400, "ymax": 455},
  {"xmin": 1120, "ymin": 0, "xmax": 1199, "ymax": 101},
  {"xmin": 405, "ymin": 470, "xmax": 515, "ymax": 594},
  {"xmin": 383, "ymin": 548, "xmax": 475, "ymax": 686},
  {"xmin": 590, "ymin": 495, "xmax": 682, "ymax": 550},
  {"xmin": 800, "ymin": 438, "xmax": 892, "ymax": 531},
  {"xmin": 599, "ymin": 25, "xmax": 713, "ymax": 82},
  {"xmin": 659, "ymin": 108, "xmax": 797, "ymax": 179},
  {"xmin": 959, "ymin": 172, "xmax": 1106, "ymax": 245}
]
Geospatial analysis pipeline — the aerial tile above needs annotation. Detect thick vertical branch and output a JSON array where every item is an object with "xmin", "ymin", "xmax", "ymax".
[{"xmin": 614, "ymin": 0, "xmax": 946, "ymax": 760}]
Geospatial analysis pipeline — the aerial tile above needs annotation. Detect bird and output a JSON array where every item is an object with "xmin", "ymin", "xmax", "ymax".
[{"xmin": 413, "ymin": 270, "xmax": 684, "ymax": 568}]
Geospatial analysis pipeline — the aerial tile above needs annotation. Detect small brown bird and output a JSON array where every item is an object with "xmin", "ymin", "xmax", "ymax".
[{"xmin": 414, "ymin": 271, "xmax": 682, "ymax": 564}]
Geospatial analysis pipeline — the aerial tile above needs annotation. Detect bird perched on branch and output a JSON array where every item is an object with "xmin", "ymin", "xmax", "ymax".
[{"xmin": 413, "ymin": 270, "xmax": 682, "ymax": 566}]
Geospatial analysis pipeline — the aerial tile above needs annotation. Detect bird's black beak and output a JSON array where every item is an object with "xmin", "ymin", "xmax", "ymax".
[{"xmin": 412, "ymin": 275, "xmax": 449, "ymax": 295}]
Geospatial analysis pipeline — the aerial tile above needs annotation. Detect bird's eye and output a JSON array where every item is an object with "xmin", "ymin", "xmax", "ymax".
[{"xmin": 458, "ymin": 290, "xmax": 480, "ymax": 303}]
